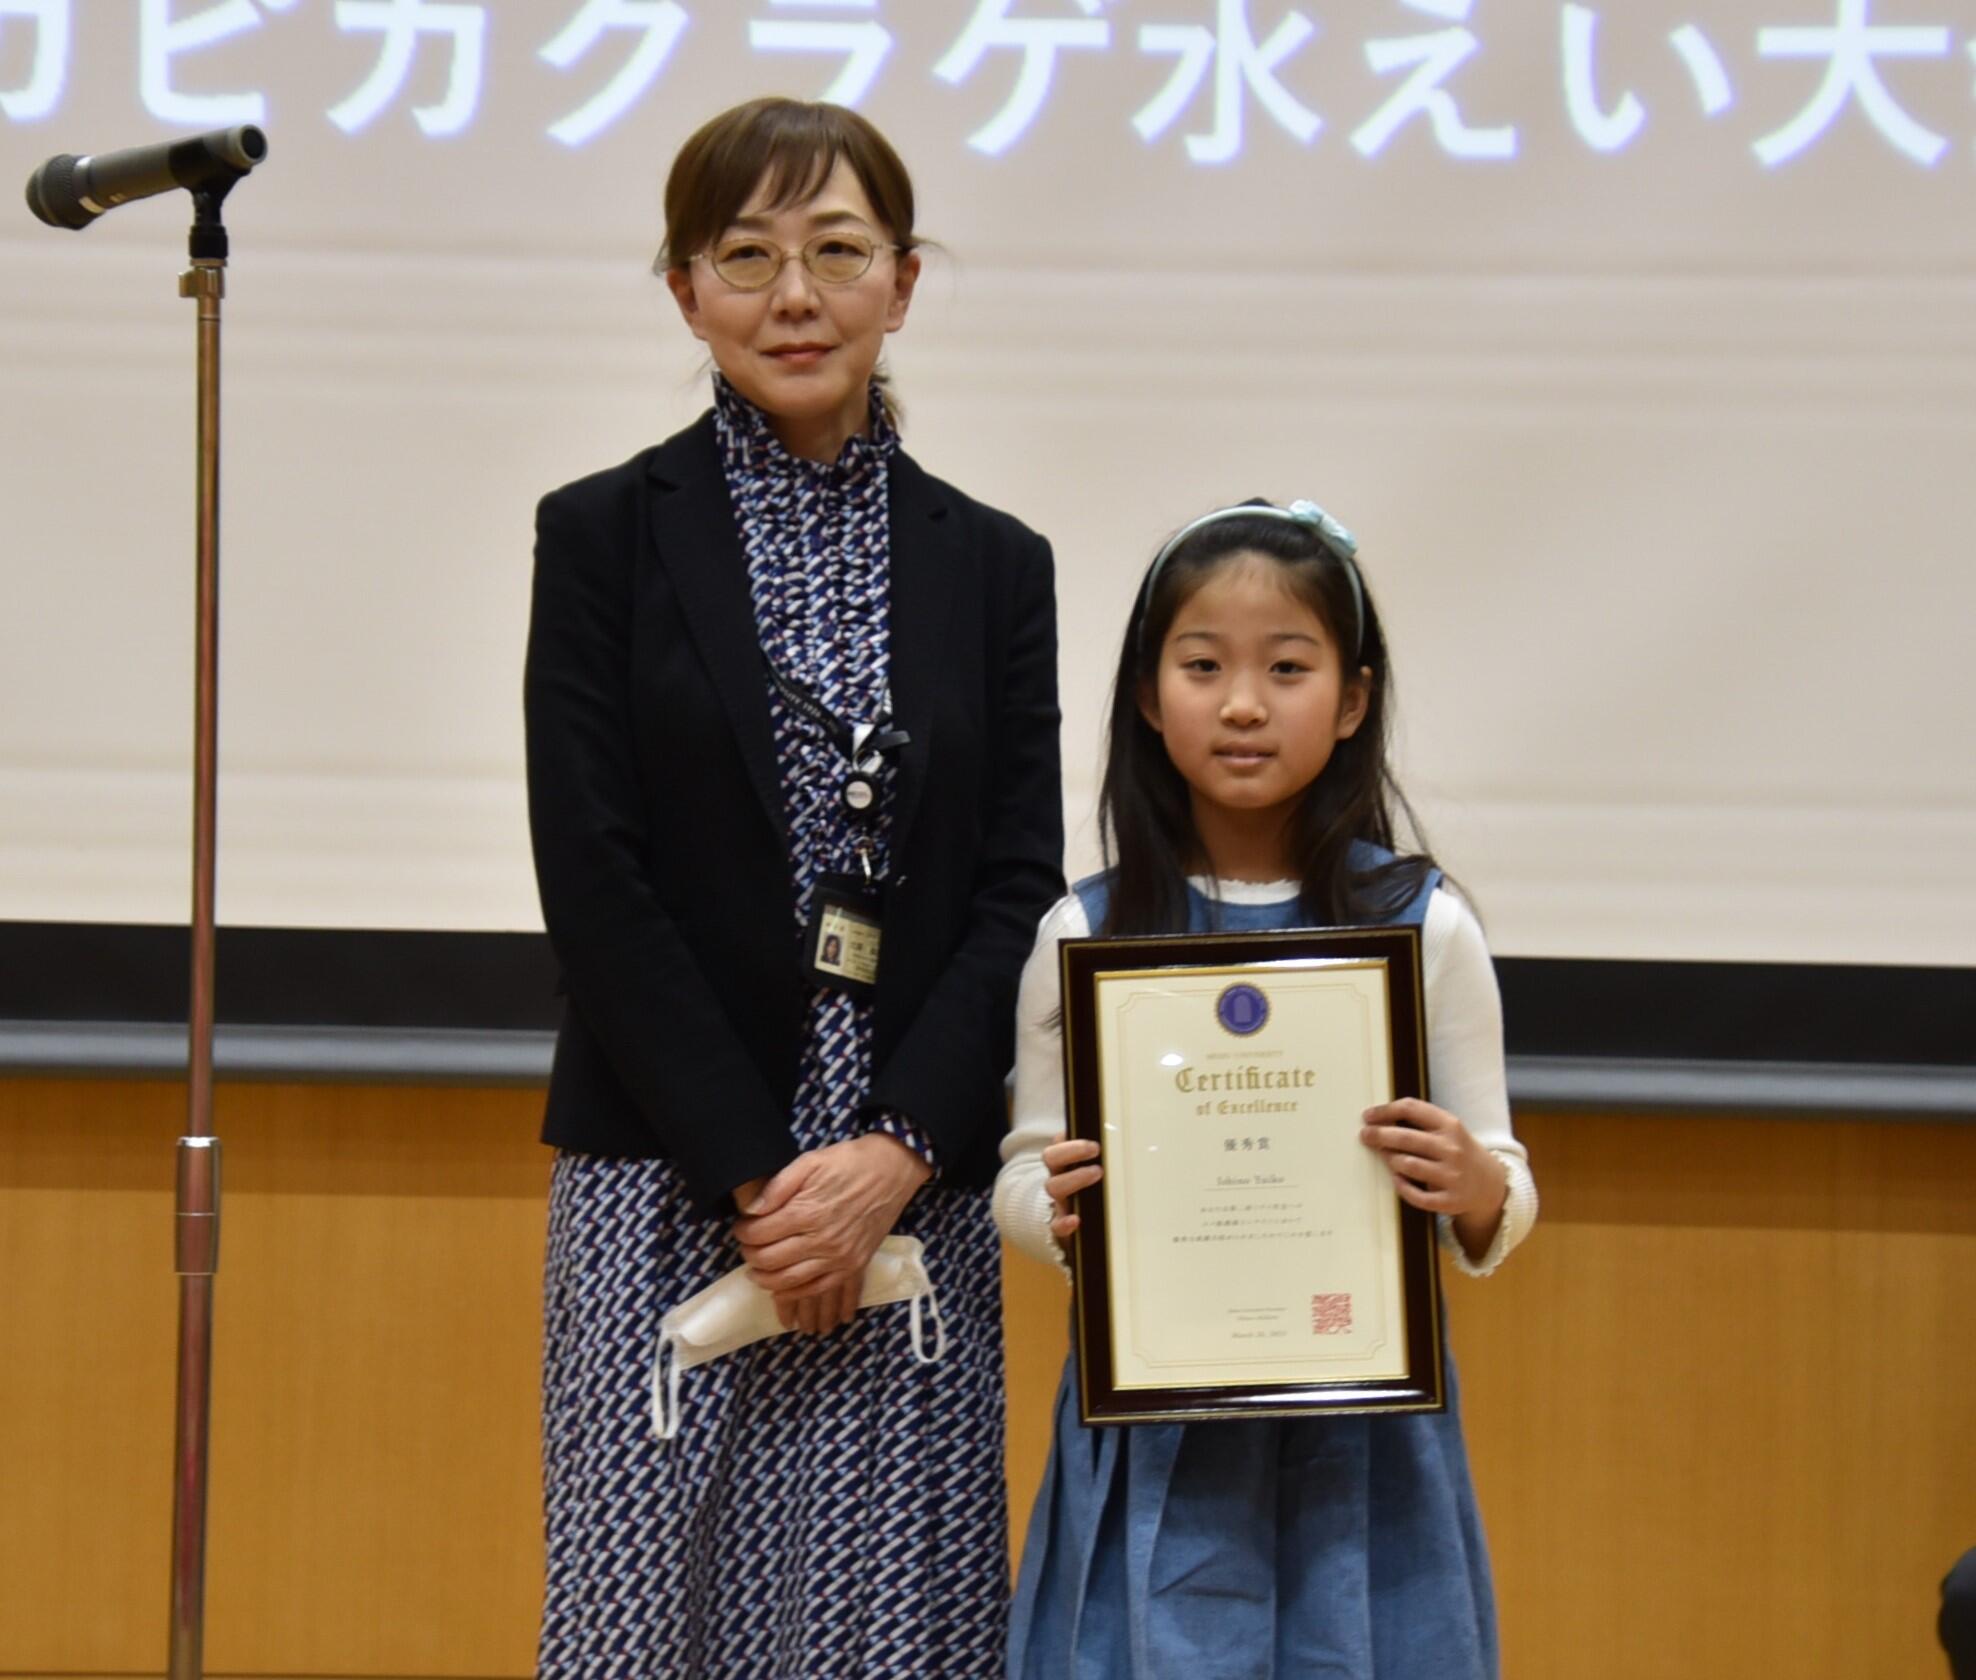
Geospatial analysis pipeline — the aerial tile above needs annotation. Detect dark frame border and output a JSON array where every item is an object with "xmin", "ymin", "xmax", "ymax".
[{"xmin": 1060, "ymin": 926, "xmax": 1445, "ymax": 1425}]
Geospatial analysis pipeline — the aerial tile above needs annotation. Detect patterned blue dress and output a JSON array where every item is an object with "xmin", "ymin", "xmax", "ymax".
[{"xmin": 537, "ymin": 381, "xmax": 1006, "ymax": 1678}]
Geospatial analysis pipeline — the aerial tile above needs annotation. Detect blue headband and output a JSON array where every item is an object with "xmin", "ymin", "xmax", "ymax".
[{"xmin": 1140, "ymin": 499, "xmax": 1365, "ymax": 659}]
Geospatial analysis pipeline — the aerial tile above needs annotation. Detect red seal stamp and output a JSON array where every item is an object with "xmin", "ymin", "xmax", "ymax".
[{"xmin": 1310, "ymin": 1292, "xmax": 1353, "ymax": 1335}]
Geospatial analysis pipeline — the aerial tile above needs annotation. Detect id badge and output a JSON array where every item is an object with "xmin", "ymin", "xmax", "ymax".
[{"xmin": 805, "ymin": 873, "xmax": 882, "ymax": 997}]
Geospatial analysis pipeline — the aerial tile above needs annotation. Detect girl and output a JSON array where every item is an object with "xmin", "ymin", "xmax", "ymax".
[{"xmin": 995, "ymin": 500, "xmax": 1537, "ymax": 1680}]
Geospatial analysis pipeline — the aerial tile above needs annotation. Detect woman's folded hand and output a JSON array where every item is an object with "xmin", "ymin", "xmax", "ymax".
[{"xmin": 733, "ymin": 1133, "xmax": 932, "ymax": 1332}]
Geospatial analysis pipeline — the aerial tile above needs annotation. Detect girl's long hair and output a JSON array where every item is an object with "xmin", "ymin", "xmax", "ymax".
[{"xmin": 1096, "ymin": 504, "xmax": 1439, "ymax": 936}]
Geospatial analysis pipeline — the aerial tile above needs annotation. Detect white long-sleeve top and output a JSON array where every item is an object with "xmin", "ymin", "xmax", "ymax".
[{"xmin": 994, "ymin": 879, "xmax": 1539, "ymax": 1279}]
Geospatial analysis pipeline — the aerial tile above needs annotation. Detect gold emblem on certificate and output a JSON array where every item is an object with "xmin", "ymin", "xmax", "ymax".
[{"xmin": 1059, "ymin": 925, "xmax": 1444, "ymax": 1424}]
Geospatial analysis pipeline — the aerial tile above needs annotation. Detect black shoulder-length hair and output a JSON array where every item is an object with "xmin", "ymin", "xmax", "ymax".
[{"xmin": 1094, "ymin": 502, "xmax": 1439, "ymax": 937}]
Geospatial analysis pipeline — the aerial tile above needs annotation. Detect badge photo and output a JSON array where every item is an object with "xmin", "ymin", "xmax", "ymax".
[{"xmin": 804, "ymin": 872, "xmax": 883, "ymax": 998}]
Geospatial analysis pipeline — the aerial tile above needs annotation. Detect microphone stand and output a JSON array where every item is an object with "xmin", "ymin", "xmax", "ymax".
[{"xmin": 168, "ymin": 176, "xmax": 237, "ymax": 1680}]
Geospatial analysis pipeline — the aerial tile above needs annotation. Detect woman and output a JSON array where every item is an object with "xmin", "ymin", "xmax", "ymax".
[{"xmin": 523, "ymin": 98, "xmax": 1063, "ymax": 1677}]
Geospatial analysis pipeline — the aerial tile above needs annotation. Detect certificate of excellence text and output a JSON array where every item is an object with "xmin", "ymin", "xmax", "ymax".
[{"xmin": 1093, "ymin": 961, "xmax": 1409, "ymax": 1389}]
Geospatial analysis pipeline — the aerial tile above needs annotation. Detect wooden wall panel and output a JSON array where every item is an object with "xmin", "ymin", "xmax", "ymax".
[
  {"xmin": 1000, "ymin": 1251, "xmax": 1069, "ymax": 1568},
  {"xmin": 0, "ymin": 1078, "xmax": 550, "ymax": 1677},
  {"xmin": 4, "ymin": 1080, "xmax": 1972, "ymax": 1679},
  {"xmin": 1452, "ymin": 1111, "xmax": 1976, "ymax": 1680}
]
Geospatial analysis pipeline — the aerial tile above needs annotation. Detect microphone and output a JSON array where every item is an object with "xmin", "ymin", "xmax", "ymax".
[{"xmin": 26, "ymin": 126, "xmax": 268, "ymax": 231}]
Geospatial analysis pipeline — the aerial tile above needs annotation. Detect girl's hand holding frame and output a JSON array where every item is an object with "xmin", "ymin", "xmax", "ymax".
[{"xmin": 1359, "ymin": 1099, "xmax": 1510, "ymax": 1263}]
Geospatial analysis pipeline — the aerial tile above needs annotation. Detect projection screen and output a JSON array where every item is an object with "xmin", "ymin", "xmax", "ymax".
[{"xmin": 1, "ymin": 0, "xmax": 1970, "ymax": 966}]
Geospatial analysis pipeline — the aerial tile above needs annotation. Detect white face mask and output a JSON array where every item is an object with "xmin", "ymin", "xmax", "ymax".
[{"xmin": 652, "ymin": 1234, "xmax": 944, "ymax": 1440}]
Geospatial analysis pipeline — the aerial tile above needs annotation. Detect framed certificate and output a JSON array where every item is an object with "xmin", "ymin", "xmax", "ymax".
[{"xmin": 1059, "ymin": 926, "xmax": 1444, "ymax": 1425}]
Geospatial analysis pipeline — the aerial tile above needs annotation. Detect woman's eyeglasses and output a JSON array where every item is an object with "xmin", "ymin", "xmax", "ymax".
[{"xmin": 697, "ymin": 230, "xmax": 897, "ymax": 292}]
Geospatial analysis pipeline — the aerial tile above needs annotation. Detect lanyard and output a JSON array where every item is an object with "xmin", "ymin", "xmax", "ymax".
[
  {"xmin": 763, "ymin": 657, "xmax": 910, "ymax": 881},
  {"xmin": 762, "ymin": 657, "xmax": 911, "ymax": 778}
]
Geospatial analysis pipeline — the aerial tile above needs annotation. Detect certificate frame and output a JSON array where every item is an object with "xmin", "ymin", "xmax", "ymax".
[{"xmin": 1059, "ymin": 925, "xmax": 1444, "ymax": 1425}]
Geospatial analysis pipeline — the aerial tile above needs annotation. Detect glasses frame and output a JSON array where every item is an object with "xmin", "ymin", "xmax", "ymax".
[{"xmin": 692, "ymin": 229, "xmax": 904, "ymax": 293}]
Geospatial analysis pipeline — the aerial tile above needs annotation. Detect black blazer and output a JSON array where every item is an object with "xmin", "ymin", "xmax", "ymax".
[{"xmin": 523, "ymin": 412, "xmax": 1064, "ymax": 1215}]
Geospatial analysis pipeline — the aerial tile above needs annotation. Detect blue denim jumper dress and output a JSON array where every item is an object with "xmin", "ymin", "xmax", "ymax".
[{"xmin": 1009, "ymin": 846, "xmax": 1498, "ymax": 1680}]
